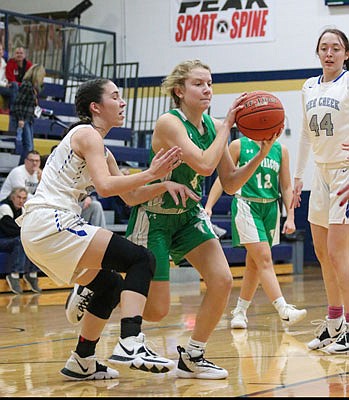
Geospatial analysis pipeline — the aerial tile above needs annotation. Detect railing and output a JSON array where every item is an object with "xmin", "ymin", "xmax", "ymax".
[
  {"xmin": 0, "ymin": 9, "xmax": 116, "ymax": 96},
  {"xmin": 0, "ymin": 9, "xmax": 175, "ymax": 149}
]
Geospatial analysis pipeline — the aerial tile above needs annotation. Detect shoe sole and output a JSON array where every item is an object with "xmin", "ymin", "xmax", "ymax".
[
  {"xmin": 325, "ymin": 347, "xmax": 349, "ymax": 354},
  {"xmin": 231, "ymin": 323, "xmax": 247, "ymax": 329},
  {"xmin": 109, "ymin": 356, "xmax": 174, "ymax": 373},
  {"xmin": 60, "ymin": 369, "xmax": 118, "ymax": 380},
  {"xmin": 307, "ymin": 338, "xmax": 335, "ymax": 350},
  {"xmin": 176, "ymin": 369, "xmax": 228, "ymax": 380}
]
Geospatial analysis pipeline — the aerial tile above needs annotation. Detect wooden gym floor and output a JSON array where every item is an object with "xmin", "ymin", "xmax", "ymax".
[{"xmin": 1, "ymin": 265, "xmax": 348, "ymax": 398}]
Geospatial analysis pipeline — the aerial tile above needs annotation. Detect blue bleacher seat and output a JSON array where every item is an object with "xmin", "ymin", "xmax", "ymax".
[
  {"xmin": 108, "ymin": 145, "xmax": 149, "ymax": 165},
  {"xmin": 40, "ymin": 83, "xmax": 65, "ymax": 100}
]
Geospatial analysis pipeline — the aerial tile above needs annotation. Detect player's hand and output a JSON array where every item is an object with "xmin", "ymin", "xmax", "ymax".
[
  {"xmin": 259, "ymin": 128, "xmax": 282, "ymax": 157},
  {"xmin": 282, "ymin": 218, "xmax": 296, "ymax": 235},
  {"xmin": 164, "ymin": 181, "xmax": 201, "ymax": 207},
  {"xmin": 149, "ymin": 146, "xmax": 182, "ymax": 180},
  {"xmin": 224, "ymin": 92, "xmax": 248, "ymax": 128},
  {"xmin": 292, "ymin": 178, "xmax": 303, "ymax": 209}
]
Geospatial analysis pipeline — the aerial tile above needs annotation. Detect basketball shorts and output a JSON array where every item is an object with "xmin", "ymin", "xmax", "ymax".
[
  {"xmin": 231, "ymin": 196, "xmax": 280, "ymax": 247},
  {"xmin": 309, "ymin": 163, "xmax": 349, "ymax": 228},
  {"xmin": 126, "ymin": 204, "xmax": 217, "ymax": 281},
  {"xmin": 19, "ymin": 207, "xmax": 100, "ymax": 285}
]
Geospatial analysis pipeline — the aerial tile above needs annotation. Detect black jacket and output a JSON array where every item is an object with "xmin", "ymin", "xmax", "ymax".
[{"xmin": 0, "ymin": 197, "xmax": 22, "ymax": 238}]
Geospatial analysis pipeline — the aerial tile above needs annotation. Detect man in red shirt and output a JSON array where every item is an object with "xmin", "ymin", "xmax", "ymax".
[
  {"xmin": 5, "ymin": 47, "xmax": 33, "ymax": 132},
  {"xmin": 5, "ymin": 47, "xmax": 32, "ymax": 86}
]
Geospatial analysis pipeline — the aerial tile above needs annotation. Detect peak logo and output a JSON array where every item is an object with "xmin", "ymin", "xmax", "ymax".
[{"xmin": 171, "ymin": 0, "xmax": 275, "ymax": 46}]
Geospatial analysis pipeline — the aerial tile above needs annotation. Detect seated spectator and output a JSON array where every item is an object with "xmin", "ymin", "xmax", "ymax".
[
  {"xmin": 0, "ymin": 187, "xmax": 41, "ymax": 294},
  {"xmin": 12, "ymin": 64, "xmax": 46, "ymax": 164},
  {"xmin": 79, "ymin": 195, "xmax": 107, "ymax": 228},
  {"xmin": 5, "ymin": 47, "xmax": 33, "ymax": 132},
  {"xmin": 0, "ymin": 150, "xmax": 41, "ymax": 202}
]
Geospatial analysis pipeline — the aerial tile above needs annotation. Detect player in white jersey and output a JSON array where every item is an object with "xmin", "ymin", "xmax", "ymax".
[
  {"xmin": 293, "ymin": 28, "xmax": 349, "ymax": 353},
  {"xmin": 18, "ymin": 78, "xmax": 199, "ymax": 380}
]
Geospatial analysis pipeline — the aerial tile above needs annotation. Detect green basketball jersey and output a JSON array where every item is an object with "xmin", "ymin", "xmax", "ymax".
[
  {"xmin": 142, "ymin": 109, "xmax": 216, "ymax": 214},
  {"xmin": 236, "ymin": 137, "xmax": 282, "ymax": 200}
]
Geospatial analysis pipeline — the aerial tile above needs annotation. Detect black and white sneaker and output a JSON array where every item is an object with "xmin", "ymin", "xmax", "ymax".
[
  {"xmin": 324, "ymin": 324, "xmax": 349, "ymax": 354},
  {"xmin": 65, "ymin": 284, "xmax": 93, "ymax": 325},
  {"xmin": 60, "ymin": 351, "xmax": 119, "ymax": 380},
  {"xmin": 308, "ymin": 316, "xmax": 346, "ymax": 350},
  {"xmin": 176, "ymin": 346, "xmax": 228, "ymax": 380},
  {"xmin": 108, "ymin": 332, "xmax": 175, "ymax": 373}
]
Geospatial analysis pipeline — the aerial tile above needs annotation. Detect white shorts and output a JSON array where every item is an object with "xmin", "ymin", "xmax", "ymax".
[
  {"xmin": 19, "ymin": 207, "xmax": 100, "ymax": 286},
  {"xmin": 308, "ymin": 164, "xmax": 349, "ymax": 228}
]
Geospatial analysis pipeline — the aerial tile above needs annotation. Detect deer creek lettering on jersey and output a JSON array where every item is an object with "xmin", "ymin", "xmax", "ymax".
[{"xmin": 306, "ymin": 97, "xmax": 340, "ymax": 112}]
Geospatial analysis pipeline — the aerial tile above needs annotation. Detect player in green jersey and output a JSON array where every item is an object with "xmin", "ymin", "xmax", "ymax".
[
  {"xmin": 123, "ymin": 60, "xmax": 280, "ymax": 379},
  {"xmin": 205, "ymin": 137, "xmax": 307, "ymax": 330}
]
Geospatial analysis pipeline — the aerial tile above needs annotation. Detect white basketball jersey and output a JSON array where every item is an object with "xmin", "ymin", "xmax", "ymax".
[
  {"xmin": 299, "ymin": 70, "xmax": 349, "ymax": 166},
  {"xmin": 24, "ymin": 125, "xmax": 96, "ymax": 215}
]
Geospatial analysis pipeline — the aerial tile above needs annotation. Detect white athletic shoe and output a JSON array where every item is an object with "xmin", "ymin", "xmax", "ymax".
[
  {"xmin": 60, "ymin": 351, "xmax": 119, "ymax": 380},
  {"xmin": 65, "ymin": 284, "xmax": 93, "ymax": 325},
  {"xmin": 279, "ymin": 304, "xmax": 307, "ymax": 327},
  {"xmin": 108, "ymin": 332, "xmax": 175, "ymax": 373},
  {"xmin": 230, "ymin": 308, "xmax": 248, "ymax": 329},
  {"xmin": 176, "ymin": 346, "xmax": 228, "ymax": 380},
  {"xmin": 325, "ymin": 324, "xmax": 349, "ymax": 354},
  {"xmin": 308, "ymin": 316, "xmax": 346, "ymax": 350}
]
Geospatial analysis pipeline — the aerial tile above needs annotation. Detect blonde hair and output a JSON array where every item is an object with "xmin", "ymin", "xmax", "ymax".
[
  {"xmin": 161, "ymin": 59, "xmax": 211, "ymax": 107},
  {"xmin": 23, "ymin": 64, "xmax": 46, "ymax": 90}
]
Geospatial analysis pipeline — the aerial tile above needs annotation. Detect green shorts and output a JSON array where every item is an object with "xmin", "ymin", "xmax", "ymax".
[
  {"xmin": 126, "ymin": 204, "xmax": 217, "ymax": 281},
  {"xmin": 231, "ymin": 197, "xmax": 280, "ymax": 247}
]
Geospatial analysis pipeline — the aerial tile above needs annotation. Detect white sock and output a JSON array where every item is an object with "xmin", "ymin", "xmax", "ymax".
[
  {"xmin": 236, "ymin": 297, "xmax": 251, "ymax": 313},
  {"xmin": 11, "ymin": 273, "xmax": 20, "ymax": 279},
  {"xmin": 29, "ymin": 272, "xmax": 37, "ymax": 278},
  {"xmin": 272, "ymin": 296, "xmax": 287, "ymax": 313},
  {"xmin": 186, "ymin": 337, "xmax": 206, "ymax": 357}
]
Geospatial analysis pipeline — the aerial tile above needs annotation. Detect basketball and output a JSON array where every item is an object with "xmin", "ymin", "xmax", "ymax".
[{"xmin": 235, "ymin": 91, "xmax": 285, "ymax": 140}]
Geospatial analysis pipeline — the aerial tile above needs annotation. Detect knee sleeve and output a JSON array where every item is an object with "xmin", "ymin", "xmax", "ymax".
[
  {"xmin": 86, "ymin": 269, "xmax": 124, "ymax": 320},
  {"xmin": 101, "ymin": 233, "xmax": 156, "ymax": 297}
]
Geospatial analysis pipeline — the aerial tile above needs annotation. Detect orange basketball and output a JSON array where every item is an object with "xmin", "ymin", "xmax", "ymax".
[{"xmin": 235, "ymin": 91, "xmax": 285, "ymax": 140}]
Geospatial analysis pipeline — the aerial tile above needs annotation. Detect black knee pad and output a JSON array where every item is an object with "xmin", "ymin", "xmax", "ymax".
[
  {"xmin": 102, "ymin": 233, "xmax": 156, "ymax": 297},
  {"xmin": 123, "ymin": 247, "xmax": 155, "ymax": 297},
  {"xmin": 86, "ymin": 269, "xmax": 124, "ymax": 320}
]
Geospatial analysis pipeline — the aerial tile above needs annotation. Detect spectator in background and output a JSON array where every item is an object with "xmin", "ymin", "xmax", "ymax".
[
  {"xmin": 80, "ymin": 195, "xmax": 107, "ymax": 229},
  {"xmin": 0, "ymin": 150, "xmax": 41, "ymax": 202},
  {"xmin": 0, "ymin": 43, "xmax": 16, "ymax": 113},
  {"xmin": 5, "ymin": 47, "xmax": 33, "ymax": 131},
  {"xmin": 12, "ymin": 64, "xmax": 46, "ymax": 165},
  {"xmin": 5, "ymin": 47, "xmax": 33, "ymax": 86},
  {"xmin": 0, "ymin": 187, "xmax": 41, "ymax": 294}
]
